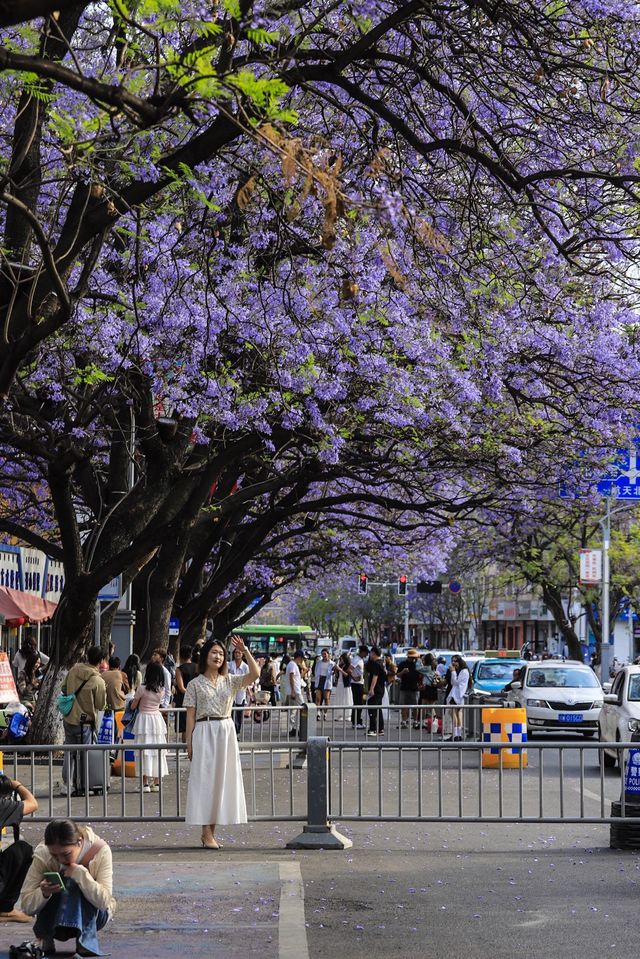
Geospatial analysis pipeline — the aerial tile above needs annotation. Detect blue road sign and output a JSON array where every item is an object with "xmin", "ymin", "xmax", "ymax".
[{"xmin": 597, "ymin": 449, "xmax": 640, "ymax": 500}]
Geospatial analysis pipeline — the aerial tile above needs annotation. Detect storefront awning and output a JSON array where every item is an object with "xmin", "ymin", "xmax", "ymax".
[{"xmin": 0, "ymin": 586, "xmax": 57, "ymax": 623}]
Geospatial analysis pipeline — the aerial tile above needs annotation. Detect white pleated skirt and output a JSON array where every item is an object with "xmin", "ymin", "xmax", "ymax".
[
  {"xmin": 186, "ymin": 718, "xmax": 247, "ymax": 825},
  {"xmin": 133, "ymin": 712, "xmax": 169, "ymax": 779}
]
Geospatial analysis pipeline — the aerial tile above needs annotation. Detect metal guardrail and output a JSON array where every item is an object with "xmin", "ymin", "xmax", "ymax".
[
  {"xmin": 1, "ymin": 741, "xmax": 305, "ymax": 823},
  {"xmin": 323, "ymin": 738, "xmax": 640, "ymax": 824}
]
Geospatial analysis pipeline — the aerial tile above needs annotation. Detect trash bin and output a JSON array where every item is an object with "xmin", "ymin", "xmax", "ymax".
[{"xmin": 481, "ymin": 707, "xmax": 527, "ymax": 768}]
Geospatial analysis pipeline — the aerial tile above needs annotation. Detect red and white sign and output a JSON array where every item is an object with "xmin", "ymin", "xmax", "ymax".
[
  {"xmin": 0, "ymin": 652, "xmax": 19, "ymax": 704},
  {"xmin": 579, "ymin": 549, "xmax": 602, "ymax": 585}
]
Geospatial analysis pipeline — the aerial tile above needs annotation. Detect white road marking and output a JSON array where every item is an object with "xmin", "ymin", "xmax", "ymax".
[{"xmin": 278, "ymin": 861, "xmax": 309, "ymax": 959}]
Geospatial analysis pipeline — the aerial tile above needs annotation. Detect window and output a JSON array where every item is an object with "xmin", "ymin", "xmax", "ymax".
[
  {"xmin": 628, "ymin": 675, "xmax": 640, "ymax": 702},
  {"xmin": 527, "ymin": 667, "xmax": 600, "ymax": 689}
]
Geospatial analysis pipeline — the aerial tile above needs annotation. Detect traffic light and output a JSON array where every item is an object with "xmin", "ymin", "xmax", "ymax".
[
  {"xmin": 358, "ymin": 573, "xmax": 368, "ymax": 594},
  {"xmin": 398, "ymin": 574, "xmax": 408, "ymax": 596},
  {"xmin": 416, "ymin": 580, "xmax": 442, "ymax": 594}
]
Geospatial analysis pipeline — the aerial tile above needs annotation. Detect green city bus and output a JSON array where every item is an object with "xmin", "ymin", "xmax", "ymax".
[{"xmin": 234, "ymin": 624, "xmax": 317, "ymax": 657}]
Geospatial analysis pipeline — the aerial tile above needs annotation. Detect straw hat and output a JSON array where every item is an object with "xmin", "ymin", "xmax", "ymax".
[{"xmin": 407, "ymin": 648, "xmax": 420, "ymax": 658}]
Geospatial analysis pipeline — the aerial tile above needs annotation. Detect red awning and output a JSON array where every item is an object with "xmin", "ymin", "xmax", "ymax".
[{"xmin": 0, "ymin": 586, "xmax": 57, "ymax": 623}]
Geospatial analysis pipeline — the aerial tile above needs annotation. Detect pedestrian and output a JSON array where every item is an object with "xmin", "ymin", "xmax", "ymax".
[
  {"xmin": 349, "ymin": 645, "xmax": 367, "ymax": 728},
  {"xmin": 366, "ymin": 646, "xmax": 386, "ymax": 736},
  {"xmin": 129, "ymin": 662, "xmax": 169, "ymax": 792},
  {"xmin": 21, "ymin": 818, "xmax": 115, "ymax": 956},
  {"xmin": 57, "ymin": 646, "xmax": 107, "ymax": 797},
  {"xmin": 332, "ymin": 653, "xmax": 353, "ymax": 719},
  {"xmin": 259, "ymin": 653, "xmax": 278, "ymax": 706},
  {"xmin": 286, "ymin": 650, "xmax": 306, "ymax": 736},
  {"xmin": 184, "ymin": 636, "xmax": 259, "ymax": 849},
  {"xmin": 122, "ymin": 653, "xmax": 142, "ymax": 693},
  {"xmin": 446, "ymin": 654, "xmax": 470, "ymax": 741},
  {"xmin": 313, "ymin": 649, "xmax": 333, "ymax": 714},
  {"xmin": 174, "ymin": 643, "xmax": 198, "ymax": 742},
  {"xmin": 397, "ymin": 648, "xmax": 421, "ymax": 728},
  {"xmin": 12, "ymin": 637, "xmax": 49, "ymax": 680},
  {"xmin": 149, "ymin": 648, "xmax": 173, "ymax": 709},
  {"xmin": 228, "ymin": 645, "xmax": 250, "ymax": 734},
  {"xmin": 16, "ymin": 651, "xmax": 41, "ymax": 707},
  {"xmin": 417, "ymin": 653, "xmax": 440, "ymax": 730},
  {"xmin": 102, "ymin": 656, "xmax": 130, "ymax": 713},
  {"xmin": 0, "ymin": 774, "xmax": 38, "ymax": 923},
  {"xmin": 278, "ymin": 654, "xmax": 291, "ymax": 705}
]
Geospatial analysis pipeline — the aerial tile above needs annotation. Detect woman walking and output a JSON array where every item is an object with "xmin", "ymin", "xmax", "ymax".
[
  {"xmin": 184, "ymin": 636, "xmax": 259, "ymax": 849},
  {"xmin": 313, "ymin": 649, "xmax": 333, "ymax": 715},
  {"xmin": 332, "ymin": 653, "xmax": 353, "ymax": 720},
  {"xmin": 130, "ymin": 662, "xmax": 169, "ymax": 792},
  {"xmin": 446, "ymin": 654, "xmax": 470, "ymax": 741}
]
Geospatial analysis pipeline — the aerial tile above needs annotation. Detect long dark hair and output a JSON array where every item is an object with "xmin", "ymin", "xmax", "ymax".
[
  {"xmin": 144, "ymin": 661, "xmax": 164, "ymax": 692},
  {"xmin": 197, "ymin": 639, "xmax": 228, "ymax": 676},
  {"xmin": 452, "ymin": 655, "xmax": 468, "ymax": 673},
  {"xmin": 23, "ymin": 650, "xmax": 40, "ymax": 685},
  {"xmin": 123, "ymin": 654, "xmax": 140, "ymax": 689}
]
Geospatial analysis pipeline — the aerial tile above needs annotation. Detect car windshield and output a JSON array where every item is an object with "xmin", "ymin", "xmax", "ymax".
[
  {"xmin": 526, "ymin": 667, "xmax": 599, "ymax": 689},
  {"xmin": 477, "ymin": 663, "xmax": 518, "ymax": 682},
  {"xmin": 628, "ymin": 675, "xmax": 640, "ymax": 701}
]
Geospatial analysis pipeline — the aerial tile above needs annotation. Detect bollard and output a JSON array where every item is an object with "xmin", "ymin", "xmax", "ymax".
[
  {"xmin": 610, "ymin": 732, "xmax": 640, "ymax": 849},
  {"xmin": 287, "ymin": 737, "xmax": 352, "ymax": 850}
]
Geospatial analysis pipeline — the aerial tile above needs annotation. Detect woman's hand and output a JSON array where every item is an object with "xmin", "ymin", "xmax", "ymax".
[
  {"xmin": 39, "ymin": 879, "xmax": 62, "ymax": 898},
  {"xmin": 231, "ymin": 635, "xmax": 247, "ymax": 655},
  {"xmin": 187, "ymin": 740, "xmax": 193, "ymax": 761}
]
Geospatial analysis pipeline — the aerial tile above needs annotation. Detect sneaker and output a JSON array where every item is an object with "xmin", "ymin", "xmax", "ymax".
[
  {"xmin": 288, "ymin": 728, "xmax": 298, "ymax": 738},
  {"xmin": 400, "ymin": 721, "xmax": 408, "ymax": 729},
  {"xmin": 54, "ymin": 781, "xmax": 69, "ymax": 797},
  {"xmin": 357, "ymin": 723, "xmax": 365, "ymax": 728},
  {"xmin": 143, "ymin": 784, "xmax": 151, "ymax": 793},
  {"xmin": 454, "ymin": 736, "xmax": 462, "ymax": 742},
  {"xmin": 150, "ymin": 784, "xmax": 159, "ymax": 792},
  {"xmin": 413, "ymin": 723, "xmax": 421, "ymax": 729},
  {"xmin": 367, "ymin": 731, "xmax": 378, "ymax": 737}
]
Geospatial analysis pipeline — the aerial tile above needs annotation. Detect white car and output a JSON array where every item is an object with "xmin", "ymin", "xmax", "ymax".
[
  {"xmin": 599, "ymin": 665, "xmax": 640, "ymax": 767},
  {"xmin": 509, "ymin": 660, "xmax": 603, "ymax": 736}
]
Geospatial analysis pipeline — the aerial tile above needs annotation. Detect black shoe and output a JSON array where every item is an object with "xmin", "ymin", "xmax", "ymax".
[
  {"xmin": 288, "ymin": 729, "xmax": 297, "ymax": 737},
  {"xmin": 453, "ymin": 736, "xmax": 462, "ymax": 742},
  {"xmin": 71, "ymin": 789, "xmax": 85, "ymax": 797}
]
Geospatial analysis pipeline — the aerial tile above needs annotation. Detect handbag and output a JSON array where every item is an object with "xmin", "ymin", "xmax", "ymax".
[
  {"xmin": 122, "ymin": 699, "xmax": 138, "ymax": 733},
  {"xmin": 57, "ymin": 676, "xmax": 91, "ymax": 717}
]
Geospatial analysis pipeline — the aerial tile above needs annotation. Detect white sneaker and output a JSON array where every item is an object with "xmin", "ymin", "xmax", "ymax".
[
  {"xmin": 54, "ymin": 781, "xmax": 69, "ymax": 797},
  {"xmin": 143, "ymin": 784, "xmax": 151, "ymax": 793},
  {"xmin": 367, "ymin": 731, "xmax": 378, "ymax": 737}
]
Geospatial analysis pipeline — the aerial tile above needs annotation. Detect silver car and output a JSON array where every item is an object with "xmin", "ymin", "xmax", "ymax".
[{"xmin": 509, "ymin": 660, "xmax": 603, "ymax": 736}]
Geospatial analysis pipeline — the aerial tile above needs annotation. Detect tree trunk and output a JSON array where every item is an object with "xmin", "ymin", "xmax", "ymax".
[
  {"xmin": 29, "ymin": 592, "xmax": 95, "ymax": 743},
  {"xmin": 541, "ymin": 583, "xmax": 582, "ymax": 660}
]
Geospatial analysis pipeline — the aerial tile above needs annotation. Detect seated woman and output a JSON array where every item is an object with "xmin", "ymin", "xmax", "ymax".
[{"xmin": 21, "ymin": 818, "xmax": 115, "ymax": 957}]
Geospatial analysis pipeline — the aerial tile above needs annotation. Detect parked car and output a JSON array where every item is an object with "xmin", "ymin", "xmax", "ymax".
[
  {"xmin": 599, "ymin": 665, "xmax": 640, "ymax": 767},
  {"xmin": 508, "ymin": 660, "xmax": 604, "ymax": 736},
  {"xmin": 470, "ymin": 658, "xmax": 527, "ymax": 704}
]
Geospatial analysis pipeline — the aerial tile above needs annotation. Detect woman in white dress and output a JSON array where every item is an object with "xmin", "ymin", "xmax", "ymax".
[
  {"xmin": 446, "ymin": 654, "xmax": 470, "ymax": 741},
  {"xmin": 130, "ymin": 662, "xmax": 168, "ymax": 791},
  {"xmin": 332, "ymin": 653, "xmax": 353, "ymax": 720},
  {"xmin": 184, "ymin": 635, "xmax": 259, "ymax": 849}
]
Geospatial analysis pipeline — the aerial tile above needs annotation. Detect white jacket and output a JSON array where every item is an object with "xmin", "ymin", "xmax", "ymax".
[
  {"xmin": 21, "ymin": 826, "xmax": 116, "ymax": 917},
  {"xmin": 446, "ymin": 668, "xmax": 469, "ymax": 705}
]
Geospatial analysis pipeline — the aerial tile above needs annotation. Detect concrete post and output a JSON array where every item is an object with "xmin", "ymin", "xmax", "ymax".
[{"xmin": 286, "ymin": 737, "xmax": 353, "ymax": 850}]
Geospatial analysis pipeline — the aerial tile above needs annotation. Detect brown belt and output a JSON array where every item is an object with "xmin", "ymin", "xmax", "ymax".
[{"xmin": 196, "ymin": 715, "xmax": 230, "ymax": 723}]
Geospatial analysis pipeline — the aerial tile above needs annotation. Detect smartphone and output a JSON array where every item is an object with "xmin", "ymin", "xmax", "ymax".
[{"xmin": 42, "ymin": 871, "xmax": 65, "ymax": 890}]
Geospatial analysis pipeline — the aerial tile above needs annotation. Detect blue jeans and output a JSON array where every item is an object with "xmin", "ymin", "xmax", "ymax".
[{"xmin": 33, "ymin": 878, "xmax": 108, "ymax": 956}]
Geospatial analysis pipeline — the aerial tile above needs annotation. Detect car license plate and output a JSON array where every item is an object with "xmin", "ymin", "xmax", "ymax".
[{"xmin": 559, "ymin": 713, "xmax": 583, "ymax": 722}]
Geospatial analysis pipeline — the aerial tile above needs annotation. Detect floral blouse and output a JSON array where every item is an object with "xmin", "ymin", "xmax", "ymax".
[{"xmin": 183, "ymin": 673, "xmax": 246, "ymax": 720}]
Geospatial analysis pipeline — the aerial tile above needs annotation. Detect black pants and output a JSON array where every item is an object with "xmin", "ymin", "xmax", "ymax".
[
  {"xmin": 351, "ymin": 684, "xmax": 364, "ymax": 725},
  {"xmin": 261, "ymin": 685, "xmax": 277, "ymax": 706},
  {"xmin": 368, "ymin": 694, "xmax": 384, "ymax": 733},
  {"xmin": 233, "ymin": 706, "xmax": 243, "ymax": 734},
  {"xmin": 0, "ymin": 840, "xmax": 32, "ymax": 912}
]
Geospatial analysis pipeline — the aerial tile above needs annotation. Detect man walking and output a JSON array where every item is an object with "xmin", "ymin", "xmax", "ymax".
[
  {"xmin": 0, "ymin": 773, "xmax": 38, "ymax": 923},
  {"xmin": 350, "ymin": 645, "xmax": 367, "ymax": 728},
  {"xmin": 58, "ymin": 646, "xmax": 107, "ymax": 797},
  {"xmin": 365, "ymin": 646, "xmax": 386, "ymax": 737},
  {"xmin": 286, "ymin": 650, "xmax": 306, "ymax": 737}
]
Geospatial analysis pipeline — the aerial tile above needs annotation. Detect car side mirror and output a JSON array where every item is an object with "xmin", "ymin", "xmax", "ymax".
[
  {"xmin": 602, "ymin": 682, "xmax": 612, "ymax": 693},
  {"xmin": 510, "ymin": 681, "xmax": 522, "ymax": 690},
  {"xmin": 603, "ymin": 693, "xmax": 619, "ymax": 705}
]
